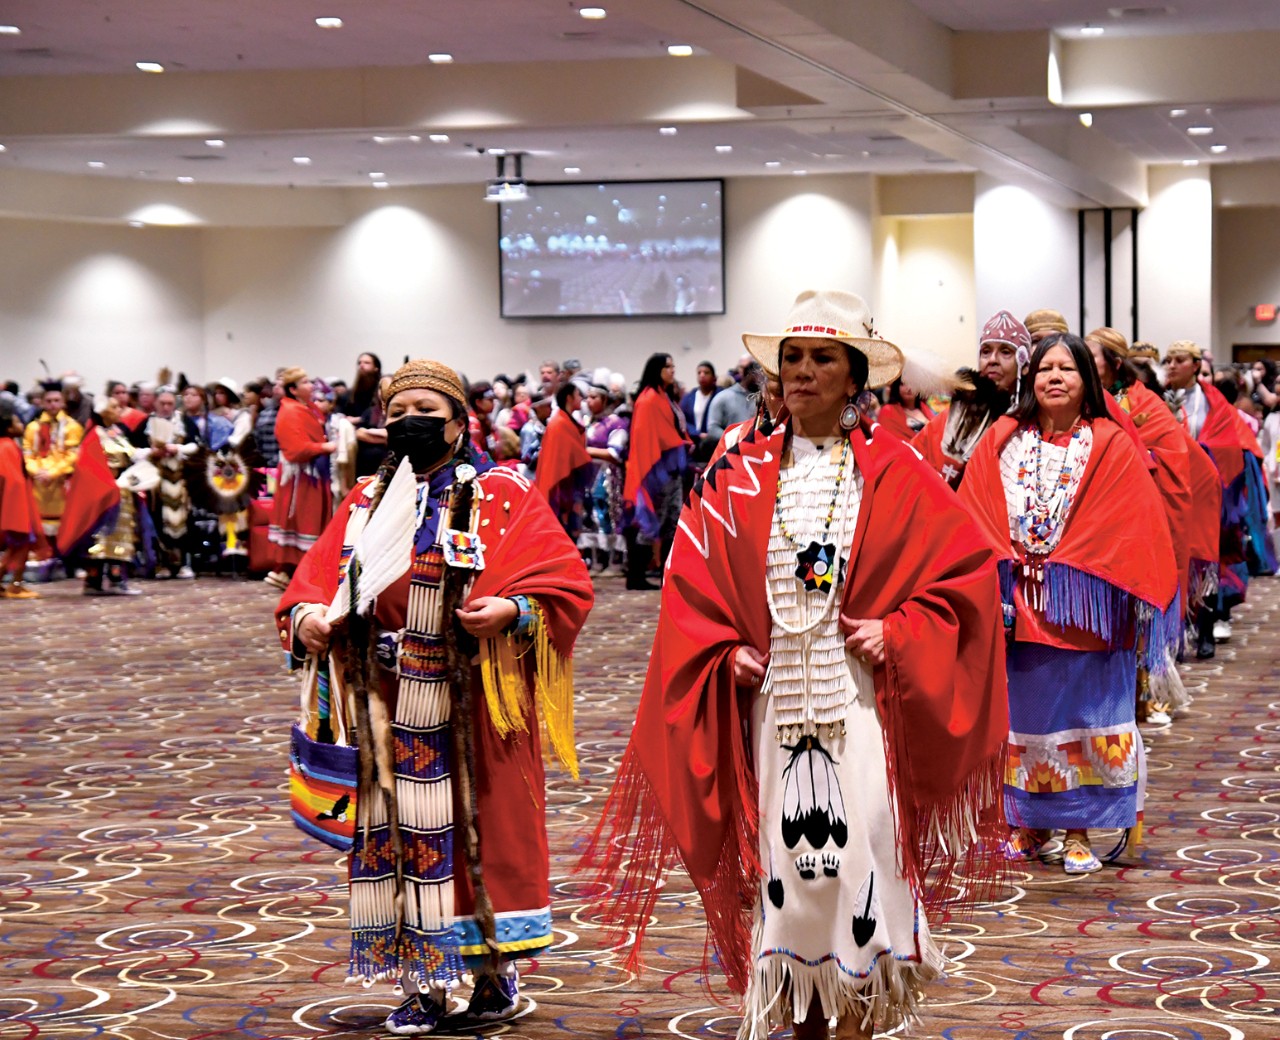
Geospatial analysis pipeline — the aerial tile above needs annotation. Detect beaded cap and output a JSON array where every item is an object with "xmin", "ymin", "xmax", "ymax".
[
  {"xmin": 1165, "ymin": 339, "xmax": 1202, "ymax": 361},
  {"xmin": 383, "ymin": 359, "xmax": 467, "ymax": 410}
]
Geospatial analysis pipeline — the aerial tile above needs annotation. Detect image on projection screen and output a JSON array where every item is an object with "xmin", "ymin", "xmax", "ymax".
[{"xmin": 499, "ymin": 179, "xmax": 724, "ymax": 318}]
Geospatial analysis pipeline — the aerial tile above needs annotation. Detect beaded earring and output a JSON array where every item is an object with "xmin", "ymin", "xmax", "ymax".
[{"xmin": 838, "ymin": 396, "xmax": 859, "ymax": 431}]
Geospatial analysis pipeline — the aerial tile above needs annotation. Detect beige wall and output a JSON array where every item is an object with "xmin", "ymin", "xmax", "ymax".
[
  {"xmin": 1139, "ymin": 165, "xmax": 1213, "ymax": 352},
  {"xmin": 876, "ymin": 215, "xmax": 976, "ymax": 371},
  {"xmin": 1, "ymin": 174, "xmax": 877, "ymax": 393},
  {"xmin": 1215, "ymin": 206, "xmax": 1280, "ymax": 358}
]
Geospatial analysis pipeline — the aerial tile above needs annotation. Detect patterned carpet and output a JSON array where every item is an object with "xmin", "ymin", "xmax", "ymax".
[{"xmin": 1, "ymin": 571, "xmax": 1277, "ymax": 1040}]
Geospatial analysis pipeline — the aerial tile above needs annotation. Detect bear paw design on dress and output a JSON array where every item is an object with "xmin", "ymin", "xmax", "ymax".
[{"xmin": 821, "ymin": 851, "xmax": 841, "ymax": 878}]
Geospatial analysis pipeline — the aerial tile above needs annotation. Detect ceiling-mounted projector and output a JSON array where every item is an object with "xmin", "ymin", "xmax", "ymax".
[{"xmin": 484, "ymin": 152, "xmax": 528, "ymax": 202}]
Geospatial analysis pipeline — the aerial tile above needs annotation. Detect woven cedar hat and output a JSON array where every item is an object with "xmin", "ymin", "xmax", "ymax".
[
  {"xmin": 1165, "ymin": 339, "xmax": 1202, "ymax": 361},
  {"xmin": 1086, "ymin": 327, "xmax": 1129, "ymax": 358},
  {"xmin": 1129, "ymin": 341, "xmax": 1159, "ymax": 359},
  {"xmin": 1024, "ymin": 309, "xmax": 1070, "ymax": 337},
  {"xmin": 383, "ymin": 359, "xmax": 468, "ymax": 411},
  {"xmin": 742, "ymin": 290, "xmax": 903, "ymax": 389}
]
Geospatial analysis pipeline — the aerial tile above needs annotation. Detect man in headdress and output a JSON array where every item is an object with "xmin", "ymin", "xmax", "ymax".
[
  {"xmin": 914, "ymin": 311, "xmax": 1028, "ymax": 489},
  {"xmin": 23, "ymin": 381, "xmax": 85, "ymax": 543}
]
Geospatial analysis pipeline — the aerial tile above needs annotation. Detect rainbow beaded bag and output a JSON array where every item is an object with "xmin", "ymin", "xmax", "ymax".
[{"xmin": 288, "ymin": 654, "xmax": 358, "ymax": 851}]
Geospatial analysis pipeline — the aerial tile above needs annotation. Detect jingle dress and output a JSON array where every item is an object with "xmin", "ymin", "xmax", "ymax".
[
  {"xmin": 277, "ymin": 459, "xmax": 592, "ymax": 989},
  {"xmin": 960, "ymin": 417, "xmax": 1179, "ymax": 842},
  {"xmin": 587, "ymin": 418, "xmax": 1008, "ymax": 1036}
]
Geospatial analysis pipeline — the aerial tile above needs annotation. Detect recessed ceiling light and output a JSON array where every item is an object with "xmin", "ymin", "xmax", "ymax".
[
  {"xmin": 667, "ymin": 44, "xmax": 694, "ymax": 57},
  {"xmin": 764, "ymin": 160, "xmax": 781, "ymax": 168},
  {"xmin": 659, "ymin": 126, "xmax": 678, "ymax": 135},
  {"xmin": 428, "ymin": 53, "xmax": 453, "ymax": 64},
  {"xmin": 1169, "ymin": 108, "xmax": 1187, "ymax": 117},
  {"xmin": 714, "ymin": 144, "xmax": 732, "ymax": 153},
  {"xmin": 1080, "ymin": 25, "xmax": 1104, "ymax": 36},
  {"xmin": 579, "ymin": 6, "xmax": 607, "ymax": 18},
  {"xmin": 1187, "ymin": 126, "xmax": 1213, "ymax": 135},
  {"xmin": 1182, "ymin": 159, "xmax": 1200, "ymax": 166},
  {"xmin": 0, "ymin": 25, "xmax": 20, "ymax": 35},
  {"xmin": 486, "ymin": 147, "xmax": 507, "ymax": 156},
  {"xmin": 428, "ymin": 134, "xmax": 449, "ymax": 143},
  {"xmin": 0, "ymin": 144, "xmax": 7, "ymax": 153},
  {"xmin": 369, "ymin": 171, "xmax": 385, "ymax": 178},
  {"xmin": 177, "ymin": 176, "xmax": 194, "ymax": 184},
  {"xmin": 293, "ymin": 156, "xmax": 312, "ymax": 165},
  {"xmin": 87, "ymin": 161, "xmax": 105, "ymax": 168},
  {"xmin": 128, "ymin": 220, "xmax": 145, "ymax": 228},
  {"xmin": 136, "ymin": 61, "xmax": 165, "ymax": 73},
  {"xmin": 1079, "ymin": 112, "xmax": 1093, "ymax": 128},
  {"xmin": 372, "ymin": 134, "xmax": 421, "ymax": 144},
  {"xmin": 861, "ymin": 150, "xmax": 872, "ymax": 157},
  {"xmin": 315, "ymin": 17, "xmax": 343, "ymax": 29},
  {"xmin": 792, "ymin": 170, "xmax": 808, "ymax": 176},
  {"xmin": 205, "ymin": 139, "xmax": 225, "ymax": 148},
  {"xmin": 564, "ymin": 166, "xmax": 581, "ymax": 174},
  {"xmin": 1210, "ymin": 144, "xmax": 1228, "ymax": 154},
  {"xmin": 373, "ymin": 181, "xmax": 389, "ymax": 189}
]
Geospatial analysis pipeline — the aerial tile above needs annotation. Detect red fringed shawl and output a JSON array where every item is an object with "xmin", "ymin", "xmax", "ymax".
[
  {"xmin": 585, "ymin": 418, "xmax": 1009, "ymax": 993},
  {"xmin": 56, "ymin": 429, "xmax": 120, "ymax": 557},
  {"xmin": 622, "ymin": 387, "xmax": 689, "ymax": 509},
  {"xmin": 534, "ymin": 410, "xmax": 591, "ymax": 505},
  {"xmin": 1183, "ymin": 379, "xmax": 1246, "ymax": 489},
  {"xmin": 0, "ymin": 438, "xmax": 40, "ymax": 540},
  {"xmin": 1184, "ymin": 437, "xmax": 1222, "ymax": 568},
  {"xmin": 960, "ymin": 416, "xmax": 1179, "ymax": 655}
]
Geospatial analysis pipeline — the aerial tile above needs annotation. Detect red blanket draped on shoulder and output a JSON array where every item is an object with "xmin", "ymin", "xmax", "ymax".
[
  {"xmin": 0, "ymin": 439, "xmax": 41, "ymax": 544},
  {"xmin": 1184, "ymin": 437, "xmax": 1222, "ymax": 569},
  {"xmin": 1124, "ymin": 381, "xmax": 1194, "ymax": 598},
  {"xmin": 960, "ymin": 416, "xmax": 1179, "ymax": 659},
  {"xmin": 623, "ymin": 387, "xmax": 689, "ymax": 507},
  {"xmin": 534, "ymin": 410, "xmax": 590, "ymax": 509},
  {"xmin": 56, "ymin": 430, "xmax": 120, "ymax": 557},
  {"xmin": 277, "ymin": 468, "xmax": 592, "ymax": 658},
  {"xmin": 876, "ymin": 401, "xmax": 935, "ymax": 442},
  {"xmin": 584, "ymin": 417, "xmax": 1008, "ymax": 992},
  {"xmin": 1188, "ymin": 379, "xmax": 1246, "ymax": 489}
]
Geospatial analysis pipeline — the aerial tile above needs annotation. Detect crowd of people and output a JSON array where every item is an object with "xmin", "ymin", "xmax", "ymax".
[{"xmin": 2, "ymin": 299, "xmax": 1277, "ymax": 1038}]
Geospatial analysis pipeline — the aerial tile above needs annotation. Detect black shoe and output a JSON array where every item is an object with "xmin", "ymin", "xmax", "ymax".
[{"xmin": 1195, "ymin": 607, "xmax": 1216, "ymax": 659}]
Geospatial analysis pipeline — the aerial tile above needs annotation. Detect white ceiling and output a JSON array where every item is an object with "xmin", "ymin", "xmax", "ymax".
[
  {"xmin": 912, "ymin": 0, "xmax": 1280, "ymax": 36},
  {"xmin": 0, "ymin": 0, "xmax": 1277, "ymax": 197}
]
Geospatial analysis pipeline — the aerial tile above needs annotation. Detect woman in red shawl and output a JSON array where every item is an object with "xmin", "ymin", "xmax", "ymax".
[
  {"xmin": 534, "ymin": 380, "xmax": 591, "ymax": 536},
  {"xmin": 876, "ymin": 378, "xmax": 935, "ymax": 442},
  {"xmin": 1085, "ymin": 327, "xmax": 1193, "ymax": 722},
  {"xmin": 588, "ymin": 291, "xmax": 1008, "ymax": 1040},
  {"xmin": 960, "ymin": 333, "xmax": 1179, "ymax": 876},
  {"xmin": 0, "ymin": 396, "xmax": 42, "ymax": 599},
  {"xmin": 266, "ymin": 366, "xmax": 336, "ymax": 588},
  {"xmin": 276, "ymin": 359, "xmax": 592, "ymax": 1036},
  {"xmin": 621, "ymin": 352, "xmax": 690, "ymax": 590}
]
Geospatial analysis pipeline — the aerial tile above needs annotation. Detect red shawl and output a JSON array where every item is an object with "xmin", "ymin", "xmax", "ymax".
[
  {"xmin": 277, "ymin": 468, "xmax": 592, "ymax": 659},
  {"xmin": 1181, "ymin": 379, "xmax": 1245, "ymax": 489},
  {"xmin": 960, "ymin": 417, "xmax": 1179, "ymax": 655},
  {"xmin": 56, "ymin": 430, "xmax": 121, "ymax": 557},
  {"xmin": 911, "ymin": 406, "xmax": 951, "ymax": 479},
  {"xmin": 534, "ymin": 410, "xmax": 590, "ymax": 504},
  {"xmin": 1184, "ymin": 437, "xmax": 1222, "ymax": 568},
  {"xmin": 275, "ymin": 396, "xmax": 329, "ymax": 465},
  {"xmin": 1124, "ymin": 381, "xmax": 1193, "ymax": 598},
  {"xmin": 0, "ymin": 438, "xmax": 39, "ymax": 539},
  {"xmin": 622, "ymin": 387, "xmax": 689, "ymax": 508},
  {"xmin": 876, "ymin": 401, "xmax": 936, "ymax": 443},
  {"xmin": 586, "ymin": 418, "xmax": 1008, "ymax": 992}
]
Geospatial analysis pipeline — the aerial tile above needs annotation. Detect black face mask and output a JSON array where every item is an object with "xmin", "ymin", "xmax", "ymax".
[{"xmin": 386, "ymin": 414, "xmax": 454, "ymax": 471}]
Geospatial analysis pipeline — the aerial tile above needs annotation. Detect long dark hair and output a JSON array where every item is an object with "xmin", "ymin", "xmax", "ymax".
[
  {"xmin": 1011, "ymin": 333, "xmax": 1109, "ymax": 425},
  {"xmin": 638, "ymin": 353, "xmax": 674, "ymax": 398},
  {"xmin": 349, "ymin": 352, "xmax": 383, "ymax": 415},
  {"xmin": 1092, "ymin": 342, "xmax": 1144, "ymax": 392},
  {"xmin": 885, "ymin": 377, "xmax": 917, "ymax": 406}
]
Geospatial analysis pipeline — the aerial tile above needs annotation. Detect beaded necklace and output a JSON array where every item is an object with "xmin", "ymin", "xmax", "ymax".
[
  {"xmin": 774, "ymin": 437, "xmax": 849, "ymax": 594},
  {"xmin": 1013, "ymin": 420, "xmax": 1091, "ymax": 606}
]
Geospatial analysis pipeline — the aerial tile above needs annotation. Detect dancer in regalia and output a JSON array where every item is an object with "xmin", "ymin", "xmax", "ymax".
[
  {"xmin": 961, "ymin": 333, "xmax": 1179, "ymax": 874},
  {"xmin": 588, "ymin": 291, "xmax": 1008, "ymax": 1039},
  {"xmin": 277, "ymin": 359, "xmax": 592, "ymax": 1036}
]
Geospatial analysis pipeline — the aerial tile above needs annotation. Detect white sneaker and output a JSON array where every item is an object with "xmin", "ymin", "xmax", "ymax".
[
  {"xmin": 1212, "ymin": 620, "xmax": 1232, "ymax": 642},
  {"xmin": 175, "ymin": 565, "xmax": 196, "ymax": 580},
  {"xmin": 1146, "ymin": 709, "xmax": 1171, "ymax": 725}
]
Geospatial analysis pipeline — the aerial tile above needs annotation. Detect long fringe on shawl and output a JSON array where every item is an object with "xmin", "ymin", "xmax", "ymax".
[
  {"xmin": 580, "ymin": 677, "xmax": 761, "ymax": 995},
  {"xmin": 479, "ymin": 601, "xmax": 579, "ymax": 779},
  {"xmin": 878, "ymin": 646, "xmax": 1008, "ymax": 926}
]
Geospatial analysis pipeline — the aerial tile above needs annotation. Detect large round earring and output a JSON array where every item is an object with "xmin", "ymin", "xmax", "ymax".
[{"xmin": 839, "ymin": 396, "xmax": 860, "ymax": 431}]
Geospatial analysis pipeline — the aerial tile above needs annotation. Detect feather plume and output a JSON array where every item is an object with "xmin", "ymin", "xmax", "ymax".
[{"xmin": 898, "ymin": 344, "xmax": 972, "ymax": 398}]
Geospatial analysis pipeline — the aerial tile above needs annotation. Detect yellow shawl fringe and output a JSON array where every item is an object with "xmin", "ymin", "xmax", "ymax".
[{"xmin": 480, "ymin": 600, "xmax": 579, "ymax": 779}]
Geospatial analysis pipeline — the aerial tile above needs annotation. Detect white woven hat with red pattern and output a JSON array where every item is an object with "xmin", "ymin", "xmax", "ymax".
[{"xmin": 742, "ymin": 290, "xmax": 904, "ymax": 388}]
